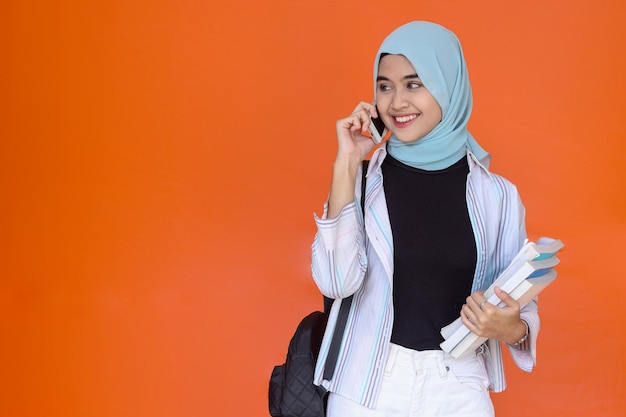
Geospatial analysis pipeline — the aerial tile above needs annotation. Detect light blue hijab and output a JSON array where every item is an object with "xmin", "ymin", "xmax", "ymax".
[{"xmin": 374, "ymin": 21, "xmax": 490, "ymax": 170}]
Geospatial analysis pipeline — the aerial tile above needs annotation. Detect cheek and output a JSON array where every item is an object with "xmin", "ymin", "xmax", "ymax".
[
  {"xmin": 427, "ymin": 96, "xmax": 443, "ymax": 121},
  {"xmin": 434, "ymin": 106, "xmax": 443, "ymax": 123},
  {"xmin": 375, "ymin": 96, "xmax": 389, "ymax": 111},
  {"xmin": 380, "ymin": 114, "xmax": 394, "ymax": 129},
  {"xmin": 421, "ymin": 99, "xmax": 442, "ymax": 124}
]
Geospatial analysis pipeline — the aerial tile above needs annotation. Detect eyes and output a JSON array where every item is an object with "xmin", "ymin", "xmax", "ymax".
[{"xmin": 377, "ymin": 79, "xmax": 423, "ymax": 92}]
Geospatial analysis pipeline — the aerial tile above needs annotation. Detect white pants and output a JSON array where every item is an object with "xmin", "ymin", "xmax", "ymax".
[{"xmin": 327, "ymin": 343, "xmax": 494, "ymax": 417}]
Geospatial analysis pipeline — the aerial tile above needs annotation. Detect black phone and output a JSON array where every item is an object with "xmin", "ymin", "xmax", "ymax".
[{"xmin": 368, "ymin": 107, "xmax": 387, "ymax": 144}]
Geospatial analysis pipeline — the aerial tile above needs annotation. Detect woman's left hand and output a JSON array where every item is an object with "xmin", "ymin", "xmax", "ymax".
[{"xmin": 460, "ymin": 287, "xmax": 527, "ymax": 345}]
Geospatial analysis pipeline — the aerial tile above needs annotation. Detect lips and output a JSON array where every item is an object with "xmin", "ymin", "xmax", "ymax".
[{"xmin": 392, "ymin": 114, "xmax": 418, "ymax": 127}]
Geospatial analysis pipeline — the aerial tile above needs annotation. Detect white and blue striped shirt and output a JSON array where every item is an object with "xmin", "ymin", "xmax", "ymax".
[{"xmin": 312, "ymin": 146, "xmax": 539, "ymax": 408}]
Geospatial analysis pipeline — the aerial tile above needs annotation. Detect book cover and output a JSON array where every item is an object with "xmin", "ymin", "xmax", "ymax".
[
  {"xmin": 440, "ymin": 256, "xmax": 559, "ymax": 344},
  {"xmin": 446, "ymin": 269, "xmax": 558, "ymax": 358},
  {"xmin": 440, "ymin": 237, "xmax": 564, "ymax": 356}
]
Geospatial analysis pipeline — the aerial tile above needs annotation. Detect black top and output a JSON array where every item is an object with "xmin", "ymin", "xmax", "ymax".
[{"xmin": 382, "ymin": 154, "xmax": 477, "ymax": 351}]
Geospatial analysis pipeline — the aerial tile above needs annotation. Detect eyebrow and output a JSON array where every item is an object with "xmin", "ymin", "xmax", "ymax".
[{"xmin": 376, "ymin": 74, "xmax": 420, "ymax": 81}]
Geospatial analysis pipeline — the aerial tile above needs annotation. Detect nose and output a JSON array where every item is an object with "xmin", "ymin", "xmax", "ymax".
[{"xmin": 390, "ymin": 90, "xmax": 409, "ymax": 110}]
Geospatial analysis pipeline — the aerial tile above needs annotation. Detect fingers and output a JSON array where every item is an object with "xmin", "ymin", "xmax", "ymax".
[
  {"xmin": 336, "ymin": 104, "xmax": 377, "ymax": 144},
  {"xmin": 352, "ymin": 108, "xmax": 375, "ymax": 134},
  {"xmin": 460, "ymin": 291, "xmax": 493, "ymax": 335},
  {"xmin": 461, "ymin": 295, "xmax": 486, "ymax": 327},
  {"xmin": 461, "ymin": 289, "xmax": 522, "ymax": 340},
  {"xmin": 348, "ymin": 102, "xmax": 378, "ymax": 133},
  {"xmin": 336, "ymin": 114, "xmax": 366, "ymax": 141},
  {"xmin": 351, "ymin": 101, "xmax": 377, "ymax": 117},
  {"xmin": 494, "ymin": 286, "xmax": 519, "ymax": 309},
  {"xmin": 460, "ymin": 304, "xmax": 483, "ymax": 336},
  {"xmin": 334, "ymin": 101, "xmax": 380, "ymax": 160},
  {"xmin": 468, "ymin": 292, "xmax": 490, "ymax": 313},
  {"xmin": 351, "ymin": 112, "xmax": 368, "ymax": 134},
  {"xmin": 337, "ymin": 103, "xmax": 373, "ymax": 132}
]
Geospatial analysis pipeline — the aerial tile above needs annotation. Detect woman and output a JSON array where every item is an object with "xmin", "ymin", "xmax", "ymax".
[{"xmin": 311, "ymin": 21, "xmax": 538, "ymax": 416}]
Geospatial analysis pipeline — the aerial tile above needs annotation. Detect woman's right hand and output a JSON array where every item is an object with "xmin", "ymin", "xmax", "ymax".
[
  {"xmin": 326, "ymin": 102, "xmax": 380, "ymax": 218},
  {"xmin": 335, "ymin": 101, "xmax": 380, "ymax": 163}
]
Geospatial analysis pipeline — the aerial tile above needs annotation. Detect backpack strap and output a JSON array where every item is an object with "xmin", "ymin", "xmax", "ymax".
[{"xmin": 359, "ymin": 159, "xmax": 369, "ymax": 214}]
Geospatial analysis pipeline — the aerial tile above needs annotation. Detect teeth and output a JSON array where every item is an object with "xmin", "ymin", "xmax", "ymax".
[{"xmin": 394, "ymin": 115, "xmax": 417, "ymax": 123}]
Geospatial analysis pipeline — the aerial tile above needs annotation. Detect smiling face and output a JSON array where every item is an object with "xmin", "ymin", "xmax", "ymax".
[{"xmin": 376, "ymin": 54, "xmax": 442, "ymax": 143}]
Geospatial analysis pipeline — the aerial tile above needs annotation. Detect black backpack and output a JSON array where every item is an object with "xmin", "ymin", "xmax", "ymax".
[
  {"xmin": 268, "ymin": 160, "xmax": 368, "ymax": 417},
  {"xmin": 268, "ymin": 311, "xmax": 329, "ymax": 417}
]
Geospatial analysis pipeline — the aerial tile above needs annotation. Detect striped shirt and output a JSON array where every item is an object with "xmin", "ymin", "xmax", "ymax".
[{"xmin": 311, "ymin": 146, "xmax": 539, "ymax": 408}]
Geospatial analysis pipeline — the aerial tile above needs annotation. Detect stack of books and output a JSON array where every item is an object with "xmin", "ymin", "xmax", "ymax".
[{"xmin": 440, "ymin": 237, "xmax": 564, "ymax": 358}]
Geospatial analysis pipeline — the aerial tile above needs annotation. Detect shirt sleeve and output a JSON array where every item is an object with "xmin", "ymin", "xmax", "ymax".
[
  {"xmin": 498, "ymin": 174, "xmax": 539, "ymax": 372},
  {"xmin": 506, "ymin": 298, "xmax": 539, "ymax": 371},
  {"xmin": 311, "ymin": 200, "xmax": 368, "ymax": 299}
]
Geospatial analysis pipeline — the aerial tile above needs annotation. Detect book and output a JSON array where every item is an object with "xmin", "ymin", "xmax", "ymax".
[
  {"xmin": 444, "ymin": 268, "xmax": 557, "ymax": 358},
  {"xmin": 439, "ymin": 257, "xmax": 559, "ymax": 353},
  {"xmin": 512, "ymin": 268, "xmax": 557, "ymax": 307},
  {"xmin": 439, "ymin": 254, "xmax": 560, "ymax": 344},
  {"xmin": 439, "ymin": 237, "xmax": 564, "ymax": 357}
]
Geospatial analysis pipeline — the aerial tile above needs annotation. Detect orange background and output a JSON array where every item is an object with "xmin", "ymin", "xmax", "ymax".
[{"xmin": 2, "ymin": 1, "xmax": 625, "ymax": 416}]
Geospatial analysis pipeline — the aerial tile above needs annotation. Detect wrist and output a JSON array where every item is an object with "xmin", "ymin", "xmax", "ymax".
[
  {"xmin": 327, "ymin": 157, "xmax": 361, "ymax": 218},
  {"xmin": 333, "ymin": 153, "xmax": 362, "ymax": 173},
  {"xmin": 507, "ymin": 320, "xmax": 529, "ymax": 347}
]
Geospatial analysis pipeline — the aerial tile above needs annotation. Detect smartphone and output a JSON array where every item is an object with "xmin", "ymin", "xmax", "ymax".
[{"xmin": 368, "ymin": 108, "xmax": 387, "ymax": 144}]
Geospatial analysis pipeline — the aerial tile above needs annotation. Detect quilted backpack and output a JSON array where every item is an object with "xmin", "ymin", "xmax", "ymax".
[{"xmin": 268, "ymin": 160, "xmax": 368, "ymax": 417}]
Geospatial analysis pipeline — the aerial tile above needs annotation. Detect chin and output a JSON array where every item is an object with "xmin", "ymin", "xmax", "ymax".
[{"xmin": 394, "ymin": 133, "xmax": 424, "ymax": 143}]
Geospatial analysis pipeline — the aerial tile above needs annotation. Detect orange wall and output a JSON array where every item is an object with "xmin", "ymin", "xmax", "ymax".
[{"xmin": 2, "ymin": 1, "xmax": 625, "ymax": 416}]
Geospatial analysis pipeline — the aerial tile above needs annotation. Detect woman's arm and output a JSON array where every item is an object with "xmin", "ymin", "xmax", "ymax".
[
  {"xmin": 311, "ymin": 102, "xmax": 380, "ymax": 298},
  {"xmin": 327, "ymin": 102, "xmax": 378, "ymax": 217}
]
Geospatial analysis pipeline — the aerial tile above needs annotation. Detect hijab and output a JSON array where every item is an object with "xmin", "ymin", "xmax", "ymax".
[{"xmin": 373, "ymin": 21, "xmax": 490, "ymax": 170}]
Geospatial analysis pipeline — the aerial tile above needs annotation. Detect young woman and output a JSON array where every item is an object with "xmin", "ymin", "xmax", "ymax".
[{"xmin": 311, "ymin": 21, "xmax": 538, "ymax": 416}]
